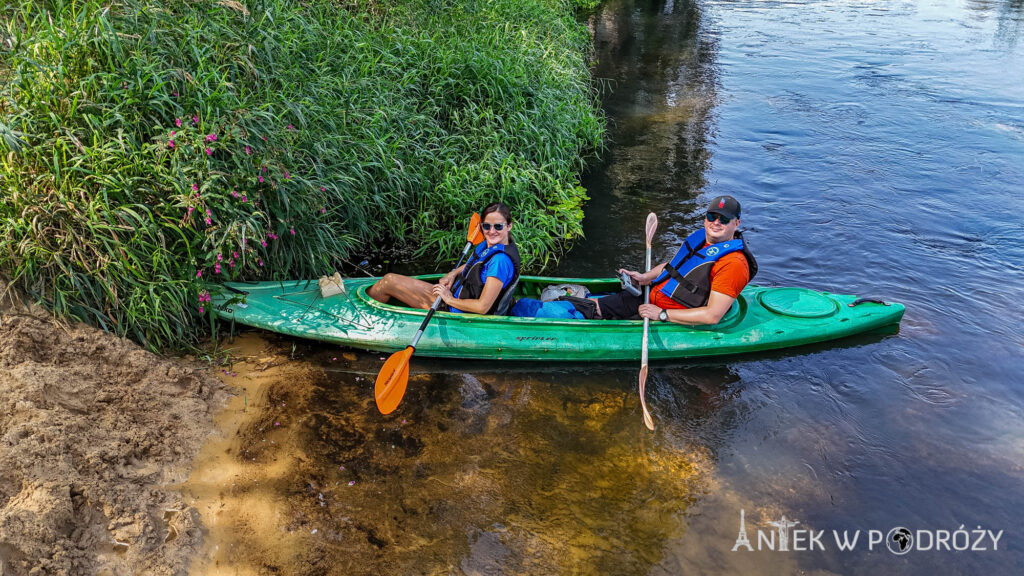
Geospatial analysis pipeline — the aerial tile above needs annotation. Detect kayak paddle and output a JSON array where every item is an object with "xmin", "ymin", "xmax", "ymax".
[
  {"xmin": 638, "ymin": 212, "xmax": 657, "ymax": 431},
  {"xmin": 375, "ymin": 213, "xmax": 485, "ymax": 414}
]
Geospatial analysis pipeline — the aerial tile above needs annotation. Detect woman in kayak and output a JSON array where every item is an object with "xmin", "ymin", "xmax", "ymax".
[{"xmin": 366, "ymin": 202, "xmax": 521, "ymax": 315}]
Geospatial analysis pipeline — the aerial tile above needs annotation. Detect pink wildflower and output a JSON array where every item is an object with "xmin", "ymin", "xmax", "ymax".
[
  {"xmin": 258, "ymin": 259, "xmax": 264, "ymax": 267},
  {"xmin": 199, "ymin": 306, "xmax": 204, "ymax": 314},
  {"xmin": 232, "ymin": 252, "xmax": 239, "ymax": 259},
  {"xmin": 283, "ymin": 171, "xmax": 290, "ymax": 179},
  {"xmin": 205, "ymin": 133, "xmax": 217, "ymax": 142},
  {"xmin": 290, "ymin": 227, "xmax": 295, "ymax": 236},
  {"xmin": 216, "ymin": 253, "xmax": 222, "ymax": 262},
  {"xmin": 205, "ymin": 147, "xmax": 212, "ymax": 155},
  {"xmin": 192, "ymin": 183, "xmax": 199, "ymax": 192},
  {"xmin": 187, "ymin": 206, "xmax": 194, "ymax": 215},
  {"xmin": 258, "ymin": 176, "xmax": 264, "ymax": 183},
  {"xmin": 192, "ymin": 115, "xmax": 199, "ymax": 124},
  {"xmin": 168, "ymin": 140, "xmax": 175, "ymax": 148},
  {"xmin": 173, "ymin": 90, "xmax": 179, "ymax": 97},
  {"xmin": 245, "ymin": 146, "xmax": 251, "ymax": 155},
  {"xmin": 242, "ymin": 195, "xmax": 247, "ymax": 203},
  {"xmin": 261, "ymin": 135, "xmax": 267, "ymax": 141},
  {"xmin": 287, "ymin": 124, "xmax": 294, "ymax": 130},
  {"xmin": 261, "ymin": 240, "xmax": 268, "ymax": 247},
  {"xmin": 231, "ymin": 190, "xmax": 239, "ymax": 198},
  {"xmin": 176, "ymin": 118, "xmax": 182, "ymax": 127},
  {"xmin": 171, "ymin": 131, "xmax": 176, "ymax": 136},
  {"xmin": 205, "ymin": 217, "xmax": 212, "ymax": 226},
  {"xmin": 196, "ymin": 269, "xmax": 203, "ymax": 278},
  {"xmin": 320, "ymin": 208, "xmax": 326, "ymax": 214},
  {"xmin": 261, "ymin": 165, "xmax": 267, "ymax": 172},
  {"xmin": 215, "ymin": 263, "xmax": 221, "ymax": 274},
  {"xmin": 320, "ymin": 187, "xmax": 326, "ymax": 192}
]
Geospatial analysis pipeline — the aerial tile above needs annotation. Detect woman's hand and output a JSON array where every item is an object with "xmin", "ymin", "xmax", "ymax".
[
  {"xmin": 439, "ymin": 272, "xmax": 455, "ymax": 289},
  {"xmin": 431, "ymin": 283, "xmax": 454, "ymax": 304}
]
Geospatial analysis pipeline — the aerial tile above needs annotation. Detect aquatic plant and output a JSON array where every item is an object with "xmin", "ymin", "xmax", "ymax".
[{"xmin": 0, "ymin": 0, "xmax": 603, "ymax": 350}]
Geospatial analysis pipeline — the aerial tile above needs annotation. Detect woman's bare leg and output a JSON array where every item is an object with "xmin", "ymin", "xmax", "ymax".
[{"xmin": 366, "ymin": 274, "xmax": 436, "ymax": 309}]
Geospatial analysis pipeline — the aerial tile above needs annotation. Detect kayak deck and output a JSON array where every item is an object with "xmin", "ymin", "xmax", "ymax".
[{"xmin": 212, "ymin": 275, "xmax": 904, "ymax": 361}]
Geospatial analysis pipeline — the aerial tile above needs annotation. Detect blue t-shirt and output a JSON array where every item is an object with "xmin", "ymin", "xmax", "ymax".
[{"xmin": 450, "ymin": 243, "xmax": 515, "ymax": 314}]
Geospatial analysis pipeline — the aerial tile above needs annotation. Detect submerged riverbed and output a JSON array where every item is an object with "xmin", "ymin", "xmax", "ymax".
[{"xmin": 186, "ymin": 0, "xmax": 1024, "ymax": 574}]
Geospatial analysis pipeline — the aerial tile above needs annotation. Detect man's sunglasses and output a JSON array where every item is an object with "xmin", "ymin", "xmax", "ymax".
[
  {"xmin": 481, "ymin": 222, "xmax": 507, "ymax": 231},
  {"xmin": 706, "ymin": 212, "xmax": 734, "ymax": 225}
]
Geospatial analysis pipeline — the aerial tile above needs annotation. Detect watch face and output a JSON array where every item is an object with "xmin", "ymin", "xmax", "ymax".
[{"xmin": 659, "ymin": 310, "xmax": 668, "ymax": 322}]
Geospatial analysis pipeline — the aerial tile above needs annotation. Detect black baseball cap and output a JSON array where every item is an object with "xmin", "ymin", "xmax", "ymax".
[{"xmin": 707, "ymin": 195, "xmax": 741, "ymax": 220}]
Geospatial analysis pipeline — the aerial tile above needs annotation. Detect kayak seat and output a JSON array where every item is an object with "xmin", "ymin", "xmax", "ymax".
[{"xmin": 493, "ymin": 276, "xmax": 520, "ymax": 316}]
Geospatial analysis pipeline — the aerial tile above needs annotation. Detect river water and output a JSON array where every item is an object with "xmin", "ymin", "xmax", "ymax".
[{"xmin": 189, "ymin": 0, "xmax": 1024, "ymax": 574}]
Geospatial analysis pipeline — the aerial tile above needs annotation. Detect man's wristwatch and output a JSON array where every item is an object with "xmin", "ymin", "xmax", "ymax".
[{"xmin": 658, "ymin": 309, "xmax": 669, "ymax": 322}]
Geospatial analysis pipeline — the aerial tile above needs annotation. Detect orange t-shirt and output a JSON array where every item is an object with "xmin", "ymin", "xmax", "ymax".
[{"xmin": 651, "ymin": 251, "xmax": 750, "ymax": 310}]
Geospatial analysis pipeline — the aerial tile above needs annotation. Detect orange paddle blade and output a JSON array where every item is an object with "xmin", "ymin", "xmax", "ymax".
[
  {"xmin": 467, "ymin": 212, "xmax": 485, "ymax": 245},
  {"xmin": 375, "ymin": 347, "xmax": 414, "ymax": 414}
]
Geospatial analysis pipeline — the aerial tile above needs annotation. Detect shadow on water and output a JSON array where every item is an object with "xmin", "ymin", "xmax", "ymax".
[{"xmin": 193, "ymin": 334, "xmax": 731, "ymax": 574}]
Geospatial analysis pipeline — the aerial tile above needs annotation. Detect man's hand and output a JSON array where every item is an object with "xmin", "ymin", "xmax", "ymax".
[{"xmin": 638, "ymin": 303, "xmax": 663, "ymax": 321}]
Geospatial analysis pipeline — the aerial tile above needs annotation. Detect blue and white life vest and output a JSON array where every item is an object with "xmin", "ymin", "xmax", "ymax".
[
  {"xmin": 450, "ymin": 241, "xmax": 521, "ymax": 315},
  {"xmin": 652, "ymin": 229, "xmax": 757, "ymax": 308}
]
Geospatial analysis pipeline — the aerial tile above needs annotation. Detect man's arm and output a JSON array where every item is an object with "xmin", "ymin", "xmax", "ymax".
[{"xmin": 638, "ymin": 290, "xmax": 735, "ymax": 326}]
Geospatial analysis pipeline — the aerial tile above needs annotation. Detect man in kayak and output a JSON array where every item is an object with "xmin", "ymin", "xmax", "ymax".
[
  {"xmin": 592, "ymin": 195, "xmax": 757, "ymax": 325},
  {"xmin": 366, "ymin": 202, "xmax": 521, "ymax": 315}
]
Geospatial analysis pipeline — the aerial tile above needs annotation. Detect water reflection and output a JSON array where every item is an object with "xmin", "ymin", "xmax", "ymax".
[
  {"xmin": 562, "ymin": 0, "xmax": 720, "ymax": 276},
  {"xmin": 966, "ymin": 0, "xmax": 1024, "ymax": 48}
]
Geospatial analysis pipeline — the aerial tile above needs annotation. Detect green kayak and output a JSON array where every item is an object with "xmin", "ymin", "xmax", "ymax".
[{"xmin": 212, "ymin": 275, "xmax": 904, "ymax": 361}]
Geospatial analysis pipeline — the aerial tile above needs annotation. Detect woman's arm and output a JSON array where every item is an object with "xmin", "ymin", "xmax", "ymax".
[
  {"xmin": 439, "ymin": 264, "xmax": 466, "ymax": 289},
  {"xmin": 432, "ymin": 277, "xmax": 505, "ymax": 314}
]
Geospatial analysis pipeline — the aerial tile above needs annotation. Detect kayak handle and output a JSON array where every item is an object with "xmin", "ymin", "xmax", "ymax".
[
  {"xmin": 849, "ymin": 297, "xmax": 889, "ymax": 307},
  {"xmin": 223, "ymin": 284, "xmax": 250, "ymax": 296}
]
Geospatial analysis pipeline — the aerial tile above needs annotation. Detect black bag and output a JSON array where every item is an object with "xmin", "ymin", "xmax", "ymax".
[{"xmin": 556, "ymin": 295, "xmax": 599, "ymax": 320}]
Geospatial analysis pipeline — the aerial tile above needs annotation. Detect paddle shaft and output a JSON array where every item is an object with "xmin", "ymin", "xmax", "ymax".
[
  {"xmin": 408, "ymin": 239, "xmax": 476, "ymax": 350},
  {"xmin": 638, "ymin": 212, "xmax": 657, "ymax": 431}
]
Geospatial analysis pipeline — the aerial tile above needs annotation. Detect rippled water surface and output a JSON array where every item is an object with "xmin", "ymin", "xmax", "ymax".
[{"xmin": 192, "ymin": 0, "xmax": 1024, "ymax": 574}]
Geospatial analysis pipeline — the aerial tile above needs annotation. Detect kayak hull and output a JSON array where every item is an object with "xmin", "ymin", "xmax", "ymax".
[{"xmin": 212, "ymin": 275, "xmax": 904, "ymax": 361}]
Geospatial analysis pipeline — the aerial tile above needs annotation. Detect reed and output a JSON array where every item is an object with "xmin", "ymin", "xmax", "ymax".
[{"xmin": 0, "ymin": 0, "xmax": 603, "ymax": 350}]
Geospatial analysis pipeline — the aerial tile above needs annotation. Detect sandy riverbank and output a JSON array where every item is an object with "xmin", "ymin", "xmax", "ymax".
[{"xmin": 0, "ymin": 290, "xmax": 227, "ymax": 575}]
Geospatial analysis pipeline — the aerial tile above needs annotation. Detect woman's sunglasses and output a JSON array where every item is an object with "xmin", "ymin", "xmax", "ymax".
[
  {"xmin": 705, "ymin": 212, "xmax": 734, "ymax": 225},
  {"xmin": 481, "ymin": 222, "xmax": 507, "ymax": 231}
]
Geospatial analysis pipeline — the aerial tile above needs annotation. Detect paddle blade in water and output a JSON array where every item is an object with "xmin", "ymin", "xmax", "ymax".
[
  {"xmin": 375, "ymin": 347, "xmax": 413, "ymax": 414},
  {"xmin": 638, "ymin": 364, "xmax": 655, "ymax": 430}
]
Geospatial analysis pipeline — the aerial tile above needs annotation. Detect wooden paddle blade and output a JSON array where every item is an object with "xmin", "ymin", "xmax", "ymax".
[
  {"xmin": 645, "ymin": 212, "xmax": 658, "ymax": 245},
  {"xmin": 375, "ymin": 347, "xmax": 414, "ymax": 414},
  {"xmin": 638, "ymin": 365, "xmax": 655, "ymax": 430},
  {"xmin": 467, "ymin": 212, "xmax": 485, "ymax": 245}
]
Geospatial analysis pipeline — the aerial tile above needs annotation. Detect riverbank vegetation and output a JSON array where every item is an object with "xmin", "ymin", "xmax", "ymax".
[{"xmin": 0, "ymin": 0, "xmax": 603, "ymax": 350}]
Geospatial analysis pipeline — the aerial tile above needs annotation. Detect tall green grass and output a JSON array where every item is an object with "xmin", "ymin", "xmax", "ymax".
[{"xmin": 0, "ymin": 0, "xmax": 603, "ymax": 350}]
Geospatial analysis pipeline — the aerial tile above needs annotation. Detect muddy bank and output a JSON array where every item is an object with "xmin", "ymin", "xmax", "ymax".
[{"xmin": 0, "ymin": 292, "xmax": 227, "ymax": 576}]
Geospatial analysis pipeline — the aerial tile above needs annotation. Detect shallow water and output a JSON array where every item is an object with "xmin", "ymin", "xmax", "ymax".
[{"xmin": 188, "ymin": 0, "xmax": 1024, "ymax": 574}]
